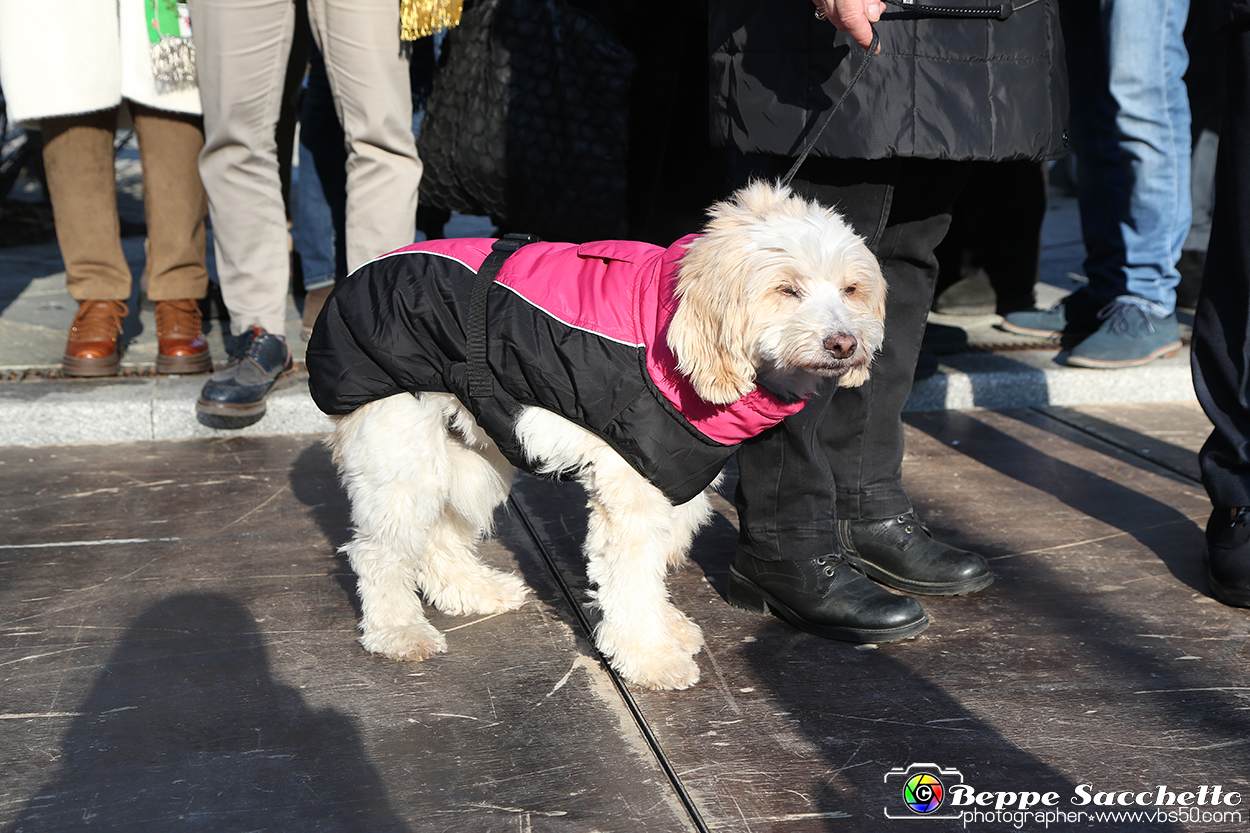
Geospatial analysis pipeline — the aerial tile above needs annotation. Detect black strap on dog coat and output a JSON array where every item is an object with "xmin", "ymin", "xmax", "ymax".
[{"xmin": 468, "ymin": 234, "xmax": 540, "ymax": 398}]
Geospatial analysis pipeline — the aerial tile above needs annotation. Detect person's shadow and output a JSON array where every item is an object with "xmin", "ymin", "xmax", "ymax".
[{"xmin": 4, "ymin": 594, "xmax": 411, "ymax": 833}]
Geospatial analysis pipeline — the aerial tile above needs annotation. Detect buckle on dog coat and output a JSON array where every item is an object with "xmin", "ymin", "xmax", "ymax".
[{"xmin": 468, "ymin": 234, "xmax": 541, "ymax": 398}]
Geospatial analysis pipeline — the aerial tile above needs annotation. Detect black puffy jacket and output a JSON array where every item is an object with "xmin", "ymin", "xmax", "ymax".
[{"xmin": 709, "ymin": 0, "xmax": 1068, "ymax": 162}]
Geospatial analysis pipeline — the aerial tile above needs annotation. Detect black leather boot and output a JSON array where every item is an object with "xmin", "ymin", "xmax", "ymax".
[
  {"xmin": 728, "ymin": 551, "xmax": 929, "ymax": 643},
  {"xmin": 840, "ymin": 513, "xmax": 993, "ymax": 596},
  {"xmin": 1206, "ymin": 507, "xmax": 1250, "ymax": 608}
]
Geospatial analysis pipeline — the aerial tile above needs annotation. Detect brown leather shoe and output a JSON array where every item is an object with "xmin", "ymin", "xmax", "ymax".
[
  {"xmin": 155, "ymin": 298, "xmax": 213, "ymax": 374},
  {"xmin": 62, "ymin": 299, "xmax": 127, "ymax": 377}
]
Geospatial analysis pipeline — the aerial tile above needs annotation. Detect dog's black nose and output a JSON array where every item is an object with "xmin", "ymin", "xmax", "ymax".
[{"xmin": 825, "ymin": 332, "xmax": 858, "ymax": 359}]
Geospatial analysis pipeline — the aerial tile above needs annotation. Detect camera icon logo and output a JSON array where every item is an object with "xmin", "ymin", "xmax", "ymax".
[
  {"xmin": 904, "ymin": 771, "xmax": 944, "ymax": 813},
  {"xmin": 883, "ymin": 763, "xmax": 966, "ymax": 820}
]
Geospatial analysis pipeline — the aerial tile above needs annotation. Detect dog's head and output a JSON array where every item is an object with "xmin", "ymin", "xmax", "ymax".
[{"xmin": 667, "ymin": 181, "xmax": 886, "ymax": 405}]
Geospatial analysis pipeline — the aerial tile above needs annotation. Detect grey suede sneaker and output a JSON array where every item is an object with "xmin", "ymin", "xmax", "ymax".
[
  {"xmin": 1065, "ymin": 298, "xmax": 1181, "ymax": 368},
  {"xmin": 999, "ymin": 288, "xmax": 1104, "ymax": 339}
]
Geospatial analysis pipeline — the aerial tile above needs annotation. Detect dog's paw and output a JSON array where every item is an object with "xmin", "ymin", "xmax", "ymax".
[
  {"xmin": 617, "ymin": 650, "xmax": 701, "ymax": 691},
  {"xmin": 596, "ymin": 620, "xmax": 702, "ymax": 690},
  {"xmin": 667, "ymin": 609, "xmax": 704, "ymax": 656},
  {"xmin": 359, "ymin": 622, "xmax": 448, "ymax": 662},
  {"xmin": 428, "ymin": 569, "xmax": 531, "ymax": 617}
]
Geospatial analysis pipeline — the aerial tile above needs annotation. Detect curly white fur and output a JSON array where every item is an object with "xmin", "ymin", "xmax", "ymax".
[{"xmin": 327, "ymin": 181, "xmax": 884, "ymax": 690}]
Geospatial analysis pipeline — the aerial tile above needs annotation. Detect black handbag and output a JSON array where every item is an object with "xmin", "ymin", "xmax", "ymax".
[{"xmin": 416, "ymin": 0, "xmax": 635, "ymax": 242}]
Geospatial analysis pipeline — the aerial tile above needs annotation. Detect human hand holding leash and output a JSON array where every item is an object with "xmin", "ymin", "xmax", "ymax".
[{"xmin": 813, "ymin": 0, "xmax": 884, "ymax": 52}]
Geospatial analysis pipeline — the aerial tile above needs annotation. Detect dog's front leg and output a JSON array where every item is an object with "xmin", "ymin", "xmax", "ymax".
[
  {"xmin": 663, "ymin": 488, "xmax": 716, "ymax": 655},
  {"xmin": 580, "ymin": 460, "xmax": 705, "ymax": 690}
]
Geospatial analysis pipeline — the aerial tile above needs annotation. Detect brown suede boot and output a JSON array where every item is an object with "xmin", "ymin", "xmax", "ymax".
[
  {"xmin": 63, "ymin": 300, "xmax": 128, "ymax": 377},
  {"xmin": 301, "ymin": 285, "xmax": 334, "ymax": 340},
  {"xmin": 155, "ymin": 299, "xmax": 213, "ymax": 374}
]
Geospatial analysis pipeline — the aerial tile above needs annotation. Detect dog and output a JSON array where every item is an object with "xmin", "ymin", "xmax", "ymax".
[{"xmin": 305, "ymin": 181, "xmax": 886, "ymax": 690}]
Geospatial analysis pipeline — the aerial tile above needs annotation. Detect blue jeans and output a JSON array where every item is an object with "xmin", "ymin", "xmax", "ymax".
[
  {"xmin": 294, "ymin": 39, "xmax": 347, "ymax": 292},
  {"xmin": 1061, "ymin": 0, "xmax": 1192, "ymax": 313},
  {"xmin": 294, "ymin": 34, "xmax": 436, "ymax": 291}
]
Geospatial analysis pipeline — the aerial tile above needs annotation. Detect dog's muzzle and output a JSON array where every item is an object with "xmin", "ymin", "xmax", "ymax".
[
  {"xmin": 824, "ymin": 332, "xmax": 858, "ymax": 360},
  {"xmin": 804, "ymin": 331, "xmax": 865, "ymax": 377}
]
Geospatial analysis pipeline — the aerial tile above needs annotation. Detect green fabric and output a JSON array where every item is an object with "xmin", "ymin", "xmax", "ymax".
[{"xmin": 146, "ymin": 0, "xmax": 185, "ymax": 45}]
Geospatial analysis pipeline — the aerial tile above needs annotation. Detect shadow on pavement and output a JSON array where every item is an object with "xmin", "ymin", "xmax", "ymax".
[{"xmin": 4, "ymin": 594, "xmax": 411, "ymax": 833}]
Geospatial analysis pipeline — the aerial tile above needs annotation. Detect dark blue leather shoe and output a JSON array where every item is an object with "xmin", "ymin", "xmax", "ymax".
[
  {"xmin": 196, "ymin": 326, "xmax": 293, "ymax": 423},
  {"xmin": 1206, "ymin": 507, "xmax": 1250, "ymax": 609}
]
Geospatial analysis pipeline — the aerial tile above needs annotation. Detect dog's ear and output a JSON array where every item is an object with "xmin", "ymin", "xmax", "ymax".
[
  {"xmin": 668, "ymin": 289, "xmax": 758, "ymax": 405},
  {"xmin": 668, "ymin": 233, "xmax": 758, "ymax": 404}
]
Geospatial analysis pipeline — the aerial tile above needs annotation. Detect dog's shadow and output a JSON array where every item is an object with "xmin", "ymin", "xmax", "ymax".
[{"xmin": 288, "ymin": 441, "xmax": 361, "ymax": 617}]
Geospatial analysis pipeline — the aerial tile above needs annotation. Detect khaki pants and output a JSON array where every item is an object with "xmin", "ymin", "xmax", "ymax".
[
  {"xmin": 41, "ymin": 104, "xmax": 209, "ymax": 303},
  {"xmin": 188, "ymin": 0, "xmax": 422, "ymax": 334}
]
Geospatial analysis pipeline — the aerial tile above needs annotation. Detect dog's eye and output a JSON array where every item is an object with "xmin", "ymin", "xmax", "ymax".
[
  {"xmin": 843, "ymin": 284, "xmax": 858, "ymax": 297},
  {"xmin": 780, "ymin": 285, "xmax": 802, "ymax": 298}
]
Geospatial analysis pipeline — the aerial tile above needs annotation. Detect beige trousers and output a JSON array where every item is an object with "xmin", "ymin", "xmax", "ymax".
[
  {"xmin": 188, "ymin": 0, "xmax": 422, "ymax": 334},
  {"xmin": 41, "ymin": 105, "xmax": 209, "ymax": 302}
]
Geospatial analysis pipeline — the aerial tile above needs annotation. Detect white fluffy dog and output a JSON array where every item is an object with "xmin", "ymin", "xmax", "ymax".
[{"xmin": 321, "ymin": 182, "xmax": 885, "ymax": 690}]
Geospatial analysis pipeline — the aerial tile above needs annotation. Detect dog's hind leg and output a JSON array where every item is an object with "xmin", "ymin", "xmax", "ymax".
[
  {"xmin": 328, "ymin": 394, "xmax": 458, "ymax": 662},
  {"xmin": 414, "ymin": 406, "xmax": 530, "ymax": 616}
]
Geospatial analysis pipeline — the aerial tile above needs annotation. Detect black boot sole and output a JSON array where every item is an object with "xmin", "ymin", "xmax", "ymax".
[
  {"xmin": 726, "ymin": 568, "xmax": 930, "ymax": 644},
  {"xmin": 844, "ymin": 555, "xmax": 994, "ymax": 596},
  {"xmin": 1208, "ymin": 571, "xmax": 1250, "ymax": 609}
]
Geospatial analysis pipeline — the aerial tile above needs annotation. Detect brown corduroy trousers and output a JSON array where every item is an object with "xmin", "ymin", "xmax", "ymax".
[{"xmin": 41, "ymin": 103, "xmax": 209, "ymax": 303}]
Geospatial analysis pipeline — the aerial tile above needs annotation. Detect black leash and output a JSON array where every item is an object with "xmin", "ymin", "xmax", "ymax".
[{"xmin": 780, "ymin": 28, "xmax": 881, "ymax": 189}]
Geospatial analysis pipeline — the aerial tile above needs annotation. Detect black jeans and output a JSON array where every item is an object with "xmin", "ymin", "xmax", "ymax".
[
  {"xmin": 735, "ymin": 157, "xmax": 970, "ymax": 562},
  {"xmin": 1194, "ymin": 25, "xmax": 1250, "ymax": 509}
]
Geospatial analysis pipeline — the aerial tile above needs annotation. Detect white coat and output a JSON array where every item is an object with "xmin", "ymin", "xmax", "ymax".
[{"xmin": 0, "ymin": 0, "xmax": 200, "ymax": 124}]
